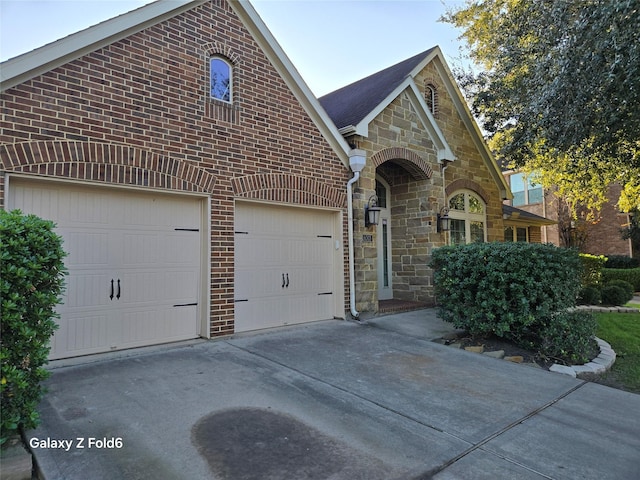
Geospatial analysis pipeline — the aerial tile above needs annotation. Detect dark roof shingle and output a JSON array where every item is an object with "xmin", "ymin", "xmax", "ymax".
[{"xmin": 319, "ymin": 48, "xmax": 435, "ymax": 130}]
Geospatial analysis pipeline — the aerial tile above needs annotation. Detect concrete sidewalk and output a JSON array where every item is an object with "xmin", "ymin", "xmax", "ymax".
[{"xmin": 26, "ymin": 311, "xmax": 640, "ymax": 479}]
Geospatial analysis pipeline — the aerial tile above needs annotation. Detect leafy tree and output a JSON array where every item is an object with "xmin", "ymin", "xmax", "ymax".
[{"xmin": 442, "ymin": 0, "xmax": 640, "ymax": 213}]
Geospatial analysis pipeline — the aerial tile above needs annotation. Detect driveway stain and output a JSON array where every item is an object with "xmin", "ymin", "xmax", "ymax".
[{"xmin": 191, "ymin": 407, "xmax": 392, "ymax": 480}]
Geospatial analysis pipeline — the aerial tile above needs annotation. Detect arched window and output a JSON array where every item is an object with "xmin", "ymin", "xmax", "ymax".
[
  {"xmin": 210, "ymin": 57, "xmax": 232, "ymax": 102},
  {"xmin": 448, "ymin": 190, "xmax": 486, "ymax": 245},
  {"xmin": 425, "ymin": 83, "xmax": 437, "ymax": 115}
]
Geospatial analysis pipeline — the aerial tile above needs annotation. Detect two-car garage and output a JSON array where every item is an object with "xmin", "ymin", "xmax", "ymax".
[{"xmin": 7, "ymin": 176, "xmax": 344, "ymax": 360}]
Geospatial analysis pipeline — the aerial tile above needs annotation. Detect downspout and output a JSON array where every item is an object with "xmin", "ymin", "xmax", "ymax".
[
  {"xmin": 441, "ymin": 160, "xmax": 450, "ymax": 243},
  {"xmin": 441, "ymin": 161, "xmax": 449, "ymax": 199},
  {"xmin": 347, "ymin": 149, "xmax": 366, "ymax": 319}
]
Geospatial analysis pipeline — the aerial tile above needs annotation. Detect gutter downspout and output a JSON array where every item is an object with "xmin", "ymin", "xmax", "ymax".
[
  {"xmin": 441, "ymin": 160, "xmax": 451, "ymax": 243},
  {"xmin": 347, "ymin": 172, "xmax": 360, "ymax": 318},
  {"xmin": 347, "ymin": 149, "xmax": 366, "ymax": 319}
]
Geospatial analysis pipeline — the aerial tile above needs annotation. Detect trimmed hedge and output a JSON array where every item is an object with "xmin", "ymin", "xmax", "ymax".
[
  {"xmin": 604, "ymin": 255, "xmax": 639, "ymax": 269},
  {"xmin": 602, "ymin": 268, "xmax": 640, "ymax": 291},
  {"xmin": 601, "ymin": 285, "xmax": 632, "ymax": 306},
  {"xmin": 1, "ymin": 210, "xmax": 67, "ymax": 445},
  {"xmin": 431, "ymin": 243, "xmax": 595, "ymax": 362}
]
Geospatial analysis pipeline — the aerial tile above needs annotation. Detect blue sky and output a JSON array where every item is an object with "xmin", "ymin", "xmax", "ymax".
[{"xmin": 0, "ymin": 0, "xmax": 467, "ymax": 96}]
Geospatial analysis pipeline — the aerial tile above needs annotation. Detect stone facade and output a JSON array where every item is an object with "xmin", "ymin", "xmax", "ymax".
[{"xmin": 345, "ymin": 60, "xmax": 506, "ymax": 313}]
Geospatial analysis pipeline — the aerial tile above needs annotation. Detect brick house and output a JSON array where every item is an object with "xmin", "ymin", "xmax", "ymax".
[
  {"xmin": 1, "ymin": 0, "xmax": 519, "ymax": 360},
  {"xmin": 503, "ymin": 169, "xmax": 634, "ymax": 257},
  {"xmin": 1, "ymin": 0, "xmax": 359, "ymax": 359}
]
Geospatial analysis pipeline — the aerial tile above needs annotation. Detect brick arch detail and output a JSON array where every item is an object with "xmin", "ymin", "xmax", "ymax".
[
  {"xmin": 370, "ymin": 147, "xmax": 433, "ymax": 180},
  {"xmin": 231, "ymin": 173, "xmax": 346, "ymax": 208},
  {"xmin": 445, "ymin": 179, "xmax": 489, "ymax": 204},
  {"xmin": 0, "ymin": 141, "xmax": 216, "ymax": 193},
  {"xmin": 202, "ymin": 41, "xmax": 241, "ymax": 65}
]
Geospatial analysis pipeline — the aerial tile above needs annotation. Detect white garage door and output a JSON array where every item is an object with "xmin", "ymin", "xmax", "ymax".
[
  {"xmin": 234, "ymin": 202, "xmax": 339, "ymax": 332},
  {"xmin": 8, "ymin": 178, "xmax": 203, "ymax": 359}
]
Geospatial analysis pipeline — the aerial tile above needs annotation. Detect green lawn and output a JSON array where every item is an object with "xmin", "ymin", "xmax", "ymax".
[{"xmin": 593, "ymin": 312, "xmax": 640, "ymax": 394}]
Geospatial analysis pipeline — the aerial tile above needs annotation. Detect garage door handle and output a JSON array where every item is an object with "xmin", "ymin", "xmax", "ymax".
[
  {"xmin": 282, "ymin": 273, "xmax": 285, "ymax": 288},
  {"xmin": 286, "ymin": 273, "xmax": 289, "ymax": 288},
  {"xmin": 116, "ymin": 279, "xmax": 121, "ymax": 300},
  {"xmin": 110, "ymin": 279, "xmax": 114, "ymax": 300}
]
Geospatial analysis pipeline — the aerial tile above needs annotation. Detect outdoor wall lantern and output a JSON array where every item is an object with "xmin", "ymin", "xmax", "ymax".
[
  {"xmin": 365, "ymin": 195, "xmax": 381, "ymax": 227},
  {"xmin": 437, "ymin": 207, "xmax": 450, "ymax": 232}
]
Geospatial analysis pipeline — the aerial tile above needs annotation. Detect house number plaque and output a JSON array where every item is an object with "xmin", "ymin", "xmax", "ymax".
[{"xmin": 362, "ymin": 234, "xmax": 373, "ymax": 242}]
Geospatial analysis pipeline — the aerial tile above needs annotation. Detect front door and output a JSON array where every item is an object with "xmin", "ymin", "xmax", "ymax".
[{"xmin": 376, "ymin": 178, "xmax": 393, "ymax": 300}]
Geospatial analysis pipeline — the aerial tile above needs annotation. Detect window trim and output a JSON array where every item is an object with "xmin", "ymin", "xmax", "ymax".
[
  {"xmin": 504, "ymin": 225, "xmax": 529, "ymax": 242},
  {"xmin": 425, "ymin": 83, "xmax": 437, "ymax": 115},
  {"xmin": 210, "ymin": 56, "xmax": 232, "ymax": 103},
  {"xmin": 509, "ymin": 172, "xmax": 543, "ymax": 207},
  {"xmin": 447, "ymin": 190, "xmax": 487, "ymax": 245}
]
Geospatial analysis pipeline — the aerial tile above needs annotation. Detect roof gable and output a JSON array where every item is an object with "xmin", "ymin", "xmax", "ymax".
[
  {"xmin": 319, "ymin": 46, "xmax": 512, "ymax": 198},
  {"xmin": 0, "ymin": 0, "xmax": 353, "ymax": 166},
  {"xmin": 1, "ymin": 0, "xmax": 206, "ymax": 90},
  {"xmin": 318, "ymin": 48, "xmax": 433, "ymax": 131},
  {"xmin": 319, "ymin": 48, "xmax": 454, "ymax": 162}
]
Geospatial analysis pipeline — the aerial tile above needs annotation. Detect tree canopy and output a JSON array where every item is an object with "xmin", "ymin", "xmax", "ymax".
[{"xmin": 442, "ymin": 0, "xmax": 640, "ymax": 213}]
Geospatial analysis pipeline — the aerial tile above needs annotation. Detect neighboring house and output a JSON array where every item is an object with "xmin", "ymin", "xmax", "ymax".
[
  {"xmin": 319, "ymin": 48, "xmax": 513, "ymax": 313},
  {"xmin": 1, "ymin": 0, "xmax": 518, "ymax": 360},
  {"xmin": 503, "ymin": 169, "xmax": 634, "ymax": 257}
]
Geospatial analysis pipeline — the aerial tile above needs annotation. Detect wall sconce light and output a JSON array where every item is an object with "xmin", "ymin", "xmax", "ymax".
[
  {"xmin": 365, "ymin": 195, "xmax": 381, "ymax": 227},
  {"xmin": 437, "ymin": 207, "xmax": 450, "ymax": 232}
]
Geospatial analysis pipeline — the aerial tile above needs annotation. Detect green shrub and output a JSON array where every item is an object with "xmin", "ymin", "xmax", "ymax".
[
  {"xmin": 1, "ymin": 210, "xmax": 67, "ymax": 445},
  {"xmin": 538, "ymin": 311, "xmax": 597, "ymax": 364},
  {"xmin": 579, "ymin": 253, "xmax": 607, "ymax": 286},
  {"xmin": 601, "ymin": 285, "xmax": 632, "ymax": 306},
  {"xmin": 602, "ymin": 268, "xmax": 640, "ymax": 291},
  {"xmin": 606, "ymin": 280, "xmax": 634, "ymax": 300},
  {"xmin": 431, "ymin": 243, "xmax": 582, "ymax": 346},
  {"xmin": 578, "ymin": 285, "xmax": 601, "ymax": 305},
  {"xmin": 604, "ymin": 255, "xmax": 639, "ymax": 269}
]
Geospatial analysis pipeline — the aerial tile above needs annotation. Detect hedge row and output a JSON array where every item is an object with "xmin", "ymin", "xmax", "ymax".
[
  {"xmin": 601, "ymin": 268, "xmax": 640, "ymax": 291},
  {"xmin": 604, "ymin": 255, "xmax": 640, "ymax": 269}
]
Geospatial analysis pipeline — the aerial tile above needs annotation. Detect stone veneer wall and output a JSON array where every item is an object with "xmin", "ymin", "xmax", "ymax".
[
  {"xmin": 346, "ymin": 62, "xmax": 508, "ymax": 312},
  {"xmin": 418, "ymin": 63, "xmax": 506, "ymax": 243},
  {"xmin": 349, "ymin": 93, "xmax": 449, "ymax": 312}
]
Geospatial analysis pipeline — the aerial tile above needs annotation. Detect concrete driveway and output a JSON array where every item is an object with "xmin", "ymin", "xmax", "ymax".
[{"xmin": 28, "ymin": 311, "xmax": 640, "ymax": 479}]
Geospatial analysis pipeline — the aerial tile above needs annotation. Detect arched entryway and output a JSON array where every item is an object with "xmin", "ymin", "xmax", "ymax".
[{"xmin": 369, "ymin": 147, "xmax": 438, "ymax": 311}]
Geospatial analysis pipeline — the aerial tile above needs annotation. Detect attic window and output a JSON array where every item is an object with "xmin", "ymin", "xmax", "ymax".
[
  {"xmin": 210, "ymin": 57, "xmax": 232, "ymax": 102},
  {"xmin": 425, "ymin": 83, "xmax": 438, "ymax": 115}
]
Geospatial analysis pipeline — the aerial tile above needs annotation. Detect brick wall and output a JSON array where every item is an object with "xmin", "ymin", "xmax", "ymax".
[
  {"xmin": 583, "ymin": 184, "xmax": 633, "ymax": 257},
  {"xmin": 0, "ymin": 0, "xmax": 350, "ymax": 335}
]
